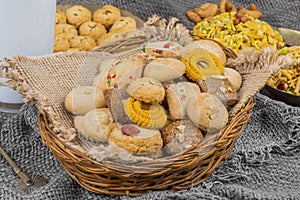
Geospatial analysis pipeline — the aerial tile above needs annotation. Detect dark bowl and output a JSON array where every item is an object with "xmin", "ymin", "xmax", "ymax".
[{"xmin": 264, "ymin": 84, "xmax": 300, "ymax": 106}]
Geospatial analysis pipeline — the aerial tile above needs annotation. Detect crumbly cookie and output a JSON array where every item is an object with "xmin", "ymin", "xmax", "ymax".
[
  {"xmin": 74, "ymin": 108, "xmax": 116, "ymax": 142},
  {"xmin": 93, "ymin": 5, "xmax": 121, "ymax": 28},
  {"xmin": 79, "ymin": 21, "xmax": 107, "ymax": 39},
  {"xmin": 161, "ymin": 120, "xmax": 203, "ymax": 155},
  {"xmin": 110, "ymin": 17, "xmax": 137, "ymax": 33},
  {"xmin": 126, "ymin": 77, "xmax": 165, "ymax": 104},
  {"xmin": 54, "ymin": 36, "xmax": 70, "ymax": 52},
  {"xmin": 69, "ymin": 35, "xmax": 97, "ymax": 51},
  {"xmin": 144, "ymin": 58, "xmax": 186, "ymax": 82},
  {"xmin": 187, "ymin": 93, "xmax": 228, "ymax": 133},
  {"xmin": 55, "ymin": 23, "xmax": 78, "ymax": 39},
  {"xmin": 165, "ymin": 82, "xmax": 201, "ymax": 120},
  {"xmin": 66, "ymin": 5, "xmax": 92, "ymax": 27},
  {"xmin": 109, "ymin": 124, "xmax": 163, "ymax": 154},
  {"xmin": 64, "ymin": 86, "xmax": 106, "ymax": 115},
  {"xmin": 55, "ymin": 9, "xmax": 67, "ymax": 24},
  {"xmin": 145, "ymin": 41, "xmax": 184, "ymax": 58},
  {"xmin": 123, "ymin": 97, "xmax": 167, "ymax": 129}
]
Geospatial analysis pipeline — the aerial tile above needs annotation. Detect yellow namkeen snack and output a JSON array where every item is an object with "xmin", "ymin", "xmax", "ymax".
[
  {"xmin": 124, "ymin": 97, "xmax": 167, "ymax": 129},
  {"xmin": 191, "ymin": 12, "xmax": 284, "ymax": 52}
]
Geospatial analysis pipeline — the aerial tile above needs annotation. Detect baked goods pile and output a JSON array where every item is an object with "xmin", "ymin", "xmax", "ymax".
[
  {"xmin": 54, "ymin": 5, "xmax": 139, "ymax": 52},
  {"xmin": 64, "ymin": 39, "xmax": 243, "ymax": 157}
]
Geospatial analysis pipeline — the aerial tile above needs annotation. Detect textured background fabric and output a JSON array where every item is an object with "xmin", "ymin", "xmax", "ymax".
[{"xmin": 1, "ymin": 0, "xmax": 300, "ymax": 199}]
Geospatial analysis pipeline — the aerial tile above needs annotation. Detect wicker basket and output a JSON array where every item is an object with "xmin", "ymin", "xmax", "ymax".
[{"xmin": 1, "ymin": 17, "xmax": 287, "ymax": 197}]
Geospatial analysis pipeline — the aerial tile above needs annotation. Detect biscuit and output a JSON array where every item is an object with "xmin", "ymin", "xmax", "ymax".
[
  {"xmin": 123, "ymin": 97, "xmax": 167, "ymax": 129},
  {"xmin": 55, "ymin": 9, "xmax": 67, "ymax": 24},
  {"xmin": 55, "ymin": 23, "xmax": 78, "ymax": 40},
  {"xmin": 54, "ymin": 36, "xmax": 70, "ymax": 52},
  {"xmin": 93, "ymin": 5, "xmax": 121, "ymax": 28},
  {"xmin": 186, "ymin": 93, "xmax": 228, "ymax": 133},
  {"xmin": 69, "ymin": 35, "xmax": 96, "ymax": 51},
  {"xmin": 74, "ymin": 108, "xmax": 115, "ymax": 142},
  {"xmin": 110, "ymin": 17, "xmax": 137, "ymax": 33},
  {"xmin": 161, "ymin": 120, "xmax": 203, "ymax": 155},
  {"xmin": 223, "ymin": 67, "xmax": 242, "ymax": 91},
  {"xmin": 126, "ymin": 77, "xmax": 165, "ymax": 104},
  {"xmin": 64, "ymin": 86, "xmax": 106, "ymax": 115},
  {"xmin": 145, "ymin": 41, "xmax": 184, "ymax": 58},
  {"xmin": 79, "ymin": 21, "xmax": 107, "ymax": 39},
  {"xmin": 109, "ymin": 124, "xmax": 163, "ymax": 154},
  {"xmin": 144, "ymin": 58, "xmax": 186, "ymax": 82},
  {"xmin": 165, "ymin": 82, "xmax": 201, "ymax": 120},
  {"xmin": 66, "ymin": 5, "xmax": 92, "ymax": 27}
]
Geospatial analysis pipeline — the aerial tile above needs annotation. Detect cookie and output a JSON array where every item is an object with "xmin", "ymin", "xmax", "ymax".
[
  {"xmin": 124, "ymin": 97, "xmax": 167, "ymax": 129},
  {"xmin": 186, "ymin": 93, "xmax": 228, "ymax": 133},
  {"xmin": 223, "ymin": 67, "xmax": 242, "ymax": 91},
  {"xmin": 93, "ymin": 5, "xmax": 121, "ymax": 28},
  {"xmin": 165, "ymin": 82, "xmax": 201, "ymax": 120},
  {"xmin": 66, "ymin": 5, "xmax": 92, "ymax": 27},
  {"xmin": 110, "ymin": 17, "xmax": 137, "ymax": 33},
  {"xmin": 181, "ymin": 48, "xmax": 224, "ymax": 81},
  {"xmin": 55, "ymin": 9, "xmax": 67, "ymax": 24},
  {"xmin": 69, "ymin": 35, "xmax": 97, "ymax": 51},
  {"xmin": 55, "ymin": 23, "xmax": 78, "ymax": 39},
  {"xmin": 74, "ymin": 108, "xmax": 115, "ymax": 142},
  {"xmin": 54, "ymin": 36, "xmax": 70, "ymax": 52},
  {"xmin": 109, "ymin": 124, "xmax": 163, "ymax": 154},
  {"xmin": 144, "ymin": 41, "xmax": 184, "ymax": 58},
  {"xmin": 126, "ymin": 77, "xmax": 165, "ymax": 104},
  {"xmin": 64, "ymin": 86, "xmax": 106, "ymax": 115},
  {"xmin": 161, "ymin": 120, "xmax": 203, "ymax": 155},
  {"xmin": 92, "ymin": 56, "xmax": 144, "ymax": 91},
  {"xmin": 144, "ymin": 58, "xmax": 186, "ymax": 82},
  {"xmin": 79, "ymin": 21, "xmax": 107, "ymax": 39}
]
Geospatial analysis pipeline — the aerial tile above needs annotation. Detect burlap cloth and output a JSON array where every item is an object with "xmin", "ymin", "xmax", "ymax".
[{"xmin": 0, "ymin": 0, "xmax": 299, "ymax": 199}]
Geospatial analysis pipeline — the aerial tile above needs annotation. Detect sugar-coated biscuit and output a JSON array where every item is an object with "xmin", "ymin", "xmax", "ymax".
[
  {"xmin": 110, "ymin": 17, "xmax": 137, "ymax": 33},
  {"xmin": 126, "ymin": 77, "xmax": 165, "ymax": 104},
  {"xmin": 74, "ymin": 108, "xmax": 115, "ymax": 142},
  {"xmin": 69, "ymin": 35, "xmax": 96, "ymax": 51},
  {"xmin": 79, "ymin": 21, "xmax": 107, "ymax": 39},
  {"xmin": 109, "ymin": 124, "xmax": 163, "ymax": 154},
  {"xmin": 55, "ymin": 23, "xmax": 78, "ymax": 40},
  {"xmin": 187, "ymin": 93, "xmax": 228, "ymax": 133},
  {"xmin": 64, "ymin": 86, "xmax": 106, "ymax": 115},
  {"xmin": 55, "ymin": 9, "xmax": 67, "ymax": 24},
  {"xmin": 66, "ymin": 5, "xmax": 92, "ymax": 27},
  {"xmin": 54, "ymin": 36, "xmax": 70, "ymax": 52},
  {"xmin": 144, "ymin": 58, "xmax": 186, "ymax": 82},
  {"xmin": 93, "ymin": 5, "xmax": 121, "ymax": 28},
  {"xmin": 161, "ymin": 120, "xmax": 203, "ymax": 154},
  {"xmin": 165, "ymin": 82, "xmax": 201, "ymax": 120}
]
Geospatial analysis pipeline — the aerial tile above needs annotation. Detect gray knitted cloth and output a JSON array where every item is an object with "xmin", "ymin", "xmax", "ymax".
[{"xmin": 1, "ymin": 0, "xmax": 300, "ymax": 199}]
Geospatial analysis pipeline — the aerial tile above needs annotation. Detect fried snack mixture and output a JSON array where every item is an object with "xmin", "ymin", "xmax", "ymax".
[
  {"xmin": 267, "ymin": 46, "xmax": 300, "ymax": 96},
  {"xmin": 190, "ymin": 12, "xmax": 284, "ymax": 52}
]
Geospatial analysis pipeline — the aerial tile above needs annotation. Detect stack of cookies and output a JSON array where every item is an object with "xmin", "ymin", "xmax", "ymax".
[
  {"xmin": 64, "ymin": 39, "xmax": 243, "ymax": 157},
  {"xmin": 54, "ymin": 5, "xmax": 138, "ymax": 52}
]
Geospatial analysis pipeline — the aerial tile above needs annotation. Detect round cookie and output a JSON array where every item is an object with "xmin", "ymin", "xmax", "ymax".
[
  {"xmin": 223, "ymin": 67, "xmax": 242, "ymax": 91},
  {"xmin": 109, "ymin": 124, "xmax": 163, "ymax": 154},
  {"xmin": 55, "ymin": 23, "xmax": 78, "ymax": 40},
  {"xmin": 74, "ymin": 108, "xmax": 115, "ymax": 142},
  {"xmin": 79, "ymin": 21, "xmax": 107, "ymax": 39},
  {"xmin": 161, "ymin": 120, "xmax": 203, "ymax": 155},
  {"xmin": 69, "ymin": 35, "xmax": 97, "ymax": 51},
  {"xmin": 144, "ymin": 58, "xmax": 186, "ymax": 82},
  {"xmin": 64, "ymin": 86, "xmax": 106, "ymax": 115},
  {"xmin": 66, "ymin": 5, "xmax": 92, "ymax": 27},
  {"xmin": 187, "ymin": 93, "xmax": 228, "ymax": 133},
  {"xmin": 55, "ymin": 9, "xmax": 67, "ymax": 24},
  {"xmin": 93, "ymin": 5, "xmax": 121, "ymax": 28},
  {"xmin": 165, "ymin": 82, "xmax": 201, "ymax": 120},
  {"xmin": 181, "ymin": 48, "xmax": 224, "ymax": 81},
  {"xmin": 126, "ymin": 77, "xmax": 165, "ymax": 104},
  {"xmin": 54, "ymin": 36, "xmax": 70, "ymax": 52},
  {"xmin": 109, "ymin": 17, "xmax": 137, "ymax": 33}
]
